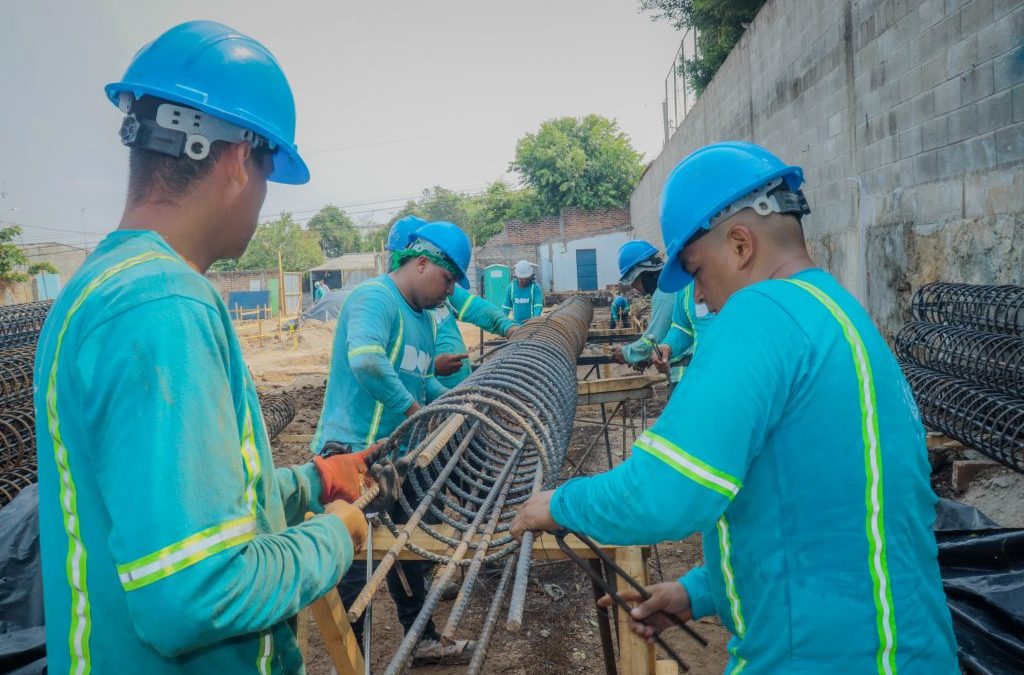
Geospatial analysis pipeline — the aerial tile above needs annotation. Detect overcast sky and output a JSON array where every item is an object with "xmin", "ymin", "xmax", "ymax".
[{"xmin": 0, "ymin": 0, "xmax": 683, "ymax": 249}]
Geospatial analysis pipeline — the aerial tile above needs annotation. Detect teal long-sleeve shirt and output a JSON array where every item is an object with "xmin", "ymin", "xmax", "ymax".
[
  {"xmin": 34, "ymin": 231, "xmax": 352, "ymax": 675},
  {"xmin": 551, "ymin": 269, "xmax": 957, "ymax": 674},
  {"xmin": 502, "ymin": 281, "xmax": 543, "ymax": 322},
  {"xmin": 432, "ymin": 285, "xmax": 518, "ymax": 388},
  {"xmin": 313, "ymin": 275, "xmax": 446, "ymax": 451},
  {"xmin": 621, "ymin": 290, "xmax": 676, "ymax": 364},
  {"xmin": 610, "ymin": 295, "xmax": 630, "ymax": 321},
  {"xmin": 662, "ymin": 283, "xmax": 716, "ymax": 382}
]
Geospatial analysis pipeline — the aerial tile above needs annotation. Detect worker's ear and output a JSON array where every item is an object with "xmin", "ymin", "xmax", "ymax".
[
  {"xmin": 726, "ymin": 221, "xmax": 755, "ymax": 273},
  {"xmin": 219, "ymin": 141, "xmax": 253, "ymax": 192}
]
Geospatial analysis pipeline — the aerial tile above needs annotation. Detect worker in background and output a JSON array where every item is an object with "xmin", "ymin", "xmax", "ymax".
[
  {"xmin": 312, "ymin": 220, "xmax": 475, "ymax": 663},
  {"xmin": 609, "ymin": 292, "xmax": 630, "ymax": 329},
  {"xmin": 313, "ymin": 279, "xmax": 326, "ymax": 302},
  {"xmin": 610, "ymin": 240, "xmax": 675, "ymax": 366},
  {"xmin": 34, "ymin": 21, "xmax": 370, "ymax": 674},
  {"xmin": 651, "ymin": 281, "xmax": 716, "ymax": 395},
  {"xmin": 384, "ymin": 218, "xmax": 519, "ymax": 388},
  {"xmin": 511, "ymin": 141, "xmax": 958, "ymax": 673},
  {"xmin": 502, "ymin": 259, "xmax": 543, "ymax": 321}
]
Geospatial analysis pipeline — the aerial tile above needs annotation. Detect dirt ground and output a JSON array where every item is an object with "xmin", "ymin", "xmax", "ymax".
[{"xmin": 260, "ymin": 339, "xmax": 731, "ymax": 674}]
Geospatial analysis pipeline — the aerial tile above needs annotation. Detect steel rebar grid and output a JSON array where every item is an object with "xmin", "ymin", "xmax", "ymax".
[
  {"xmin": 0, "ymin": 346, "xmax": 36, "ymax": 408},
  {"xmin": 895, "ymin": 321, "xmax": 1024, "ymax": 398},
  {"xmin": 0, "ymin": 300, "xmax": 52, "ymax": 350},
  {"xmin": 0, "ymin": 407, "xmax": 35, "ymax": 473},
  {"xmin": 0, "ymin": 464, "xmax": 37, "ymax": 508},
  {"xmin": 901, "ymin": 364, "xmax": 1024, "ymax": 473},
  {"xmin": 912, "ymin": 283, "xmax": 1024, "ymax": 337},
  {"xmin": 349, "ymin": 297, "xmax": 591, "ymax": 673},
  {"xmin": 257, "ymin": 391, "xmax": 296, "ymax": 441}
]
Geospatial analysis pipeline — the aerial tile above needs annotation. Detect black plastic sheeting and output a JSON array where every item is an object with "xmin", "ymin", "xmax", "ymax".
[
  {"xmin": 936, "ymin": 499, "xmax": 1024, "ymax": 675},
  {"xmin": 0, "ymin": 484, "xmax": 45, "ymax": 674}
]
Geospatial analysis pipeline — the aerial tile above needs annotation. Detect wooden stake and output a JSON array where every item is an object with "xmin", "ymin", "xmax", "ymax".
[{"xmin": 615, "ymin": 547, "xmax": 655, "ymax": 675}]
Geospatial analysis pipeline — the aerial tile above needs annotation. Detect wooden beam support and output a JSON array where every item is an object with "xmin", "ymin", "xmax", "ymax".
[
  {"xmin": 368, "ymin": 524, "xmax": 624, "ymax": 561},
  {"xmin": 308, "ymin": 587, "xmax": 365, "ymax": 675},
  {"xmin": 615, "ymin": 546, "xmax": 656, "ymax": 675}
]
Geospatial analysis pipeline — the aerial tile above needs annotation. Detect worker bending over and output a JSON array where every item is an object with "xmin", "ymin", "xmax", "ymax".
[
  {"xmin": 512, "ymin": 141, "xmax": 957, "ymax": 673},
  {"xmin": 651, "ymin": 281, "xmax": 715, "ymax": 394},
  {"xmin": 611, "ymin": 240, "xmax": 675, "ymax": 366},
  {"xmin": 312, "ymin": 221, "xmax": 474, "ymax": 662},
  {"xmin": 503, "ymin": 259, "xmax": 544, "ymax": 321},
  {"xmin": 609, "ymin": 292, "xmax": 631, "ymax": 329},
  {"xmin": 34, "ymin": 22, "xmax": 368, "ymax": 674},
  {"xmin": 384, "ymin": 217, "xmax": 519, "ymax": 388}
]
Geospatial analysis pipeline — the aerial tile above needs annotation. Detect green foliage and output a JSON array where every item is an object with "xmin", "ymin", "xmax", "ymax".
[
  {"xmin": 307, "ymin": 205, "xmax": 362, "ymax": 258},
  {"xmin": 361, "ymin": 226, "xmax": 388, "ymax": 253},
  {"xmin": 28, "ymin": 261, "xmax": 58, "ymax": 275},
  {"xmin": 509, "ymin": 115, "xmax": 644, "ymax": 214},
  {"xmin": 639, "ymin": 0, "xmax": 766, "ymax": 94},
  {"xmin": 215, "ymin": 213, "xmax": 324, "ymax": 272},
  {"xmin": 0, "ymin": 225, "xmax": 50, "ymax": 289}
]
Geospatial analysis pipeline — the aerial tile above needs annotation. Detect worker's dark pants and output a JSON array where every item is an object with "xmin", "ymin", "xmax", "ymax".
[
  {"xmin": 337, "ymin": 476, "xmax": 441, "ymax": 644},
  {"xmin": 609, "ymin": 311, "xmax": 629, "ymax": 329}
]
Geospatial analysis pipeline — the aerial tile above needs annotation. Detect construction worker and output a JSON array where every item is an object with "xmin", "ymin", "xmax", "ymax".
[
  {"xmin": 511, "ymin": 141, "xmax": 958, "ymax": 673},
  {"xmin": 33, "ymin": 21, "xmax": 371, "ymax": 674},
  {"xmin": 384, "ymin": 217, "xmax": 519, "ymax": 387},
  {"xmin": 610, "ymin": 240, "xmax": 675, "ymax": 366},
  {"xmin": 313, "ymin": 279, "xmax": 326, "ymax": 302},
  {"xmin": 650, "ymin": 281, "xmax": 716, "ymax": 393},
  {"xmin": 609, "ymin": 292, "xmax": 630, "ymax": 329},
  {"xmin": 312, "ymin": 220, "xmax": 475, "ymax": 662},
  {"xmin": 503, "ymin": 259, "xmax": 543, "ymax": 321}
]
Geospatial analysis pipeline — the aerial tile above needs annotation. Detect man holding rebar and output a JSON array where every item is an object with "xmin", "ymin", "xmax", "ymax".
[
  {"xmin": 34, "ymin": 21, "xmax": 370, "ymax": 674},
  {"xmin": 512, "ymin": 141, "xmax": 958, "ymax": 673},
  {"xmin": 311, "ymin": 220, "xmax": 476, "ymax": 663}
]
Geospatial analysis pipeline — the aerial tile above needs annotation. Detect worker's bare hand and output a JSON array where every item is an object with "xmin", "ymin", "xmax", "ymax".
[
  {"xmin": 509, "ymin": 490, "xmax": 557, "ymax": 541},
  {"xmin": 404, "ymin": 401, "xmax": 421, "ymax": 417},
  {"xmin": 434, "ymin": 352, "xmax": 469, "ymax": 377},
  {"xmin": 651, "ymin": 344, "xmax": 672, "ymax": 374},
  {"xmin": 504, "ymin": 325, "xmax": 521, "ymax": 340},
  {"xmin": 324, "ymin": 499, "xmax": 368, "ymax": 552},
  {"xmin": 597, "ymin": 581, "xmax": 692, "ymax": 643},
  {"xmin": 610, "ymin": 347, "xmax": 625, "ymax": 364}
]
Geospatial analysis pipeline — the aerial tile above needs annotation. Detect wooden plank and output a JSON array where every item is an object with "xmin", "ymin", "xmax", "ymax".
[
  {"xmin": 616, "ymin": 547, "xmax": 654, "ymax": 675},
  {"xmin": 578, "ymin": 387, "xmax": 656, "ymax": 407},
  {"xmin": 655, "ymin": 661, "xmax": 678, "ymax": 675},
  {"xmin": 578, "ymin": 375, "xmax": 662, "ymax": 396},
  {"xmin": 276, "ymin": 433, "xmax": 315, "ymax": 443},
  {"xmin": 368, "ymin": 524, "xmax": 625, "ymax": 561},
  {"xmin": 308, "ymin": 587, "xmax": 365, "ymax": 675}
]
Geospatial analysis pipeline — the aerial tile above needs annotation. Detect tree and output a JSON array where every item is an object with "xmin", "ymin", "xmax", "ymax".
[
  {"xmin": 361, "ymin": 226, "xmax": 388, "ymax": 253},
  {"xmin": 0, "ymin": 225, "xmax": 60, "ymax": 296},
  {"xmin": 215, "ymin": 213, "xmax": 324, "ymax": 271},
  {"xmin": 509, "ymin": 115, "xmax": 644, "ymax": 215},
  {"xmin": 307, "ymin": 205, "xmax": 361, "ymax": 258},
  {"xmin": 639, "ymin": 0, "xmax": 766, "ymax": 94}
]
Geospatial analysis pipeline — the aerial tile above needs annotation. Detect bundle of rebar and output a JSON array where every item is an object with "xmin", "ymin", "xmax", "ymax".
[
  {"xmin": 0, "ymin": 300, "xmax": 52, "ymax": 350},
  {"xmin": 897, "ymin": 282, "xmax": 1024, "ymax": 473},
  {"xmin": 258, "ymin": 391, "xmax": 295, "ymax": 441},
  {"xmin": 0, "ymin": 346, "xmax": 37, "ymax": 408},
  {"xmin": 0, "ymin": 407, "xmax": 36, "ymax": 508},
  {"xmin": 350, "ymin": 296, "xmax": 592, "ymax": 675}
]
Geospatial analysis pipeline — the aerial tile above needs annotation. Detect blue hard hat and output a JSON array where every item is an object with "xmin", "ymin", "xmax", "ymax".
[
  {"xmin": 387, "ymin": 216, "xmax": 427, "ymax": 251},
  {"xmin": 411, "ymin": 221, "xmax": 472, "ymax": 289},
  {"xmin": 658, "ymin": 141, "xmax": 804, "ymax": 292},
  {"xmin": 617, "ymin": 240, "xmax": 661, "ymax": 283},
  {"xmin": 105, "ymin": 20, "xmax": 310, "ymax": 184}
]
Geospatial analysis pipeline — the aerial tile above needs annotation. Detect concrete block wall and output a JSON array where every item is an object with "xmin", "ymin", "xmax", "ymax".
[{"xmin": 630, "ymin": 0, "xmax": 1024, "ymax": 338}]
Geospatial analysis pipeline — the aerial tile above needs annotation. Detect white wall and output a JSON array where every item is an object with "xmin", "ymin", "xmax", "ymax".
[{"xmin": 538, "ymin": 231, "xmax": 631, "ymax": 292}]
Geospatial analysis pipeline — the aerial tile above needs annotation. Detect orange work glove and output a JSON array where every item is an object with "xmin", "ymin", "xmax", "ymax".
[{"xmin": 314, "ymin": 437, "xmax": 393, "ymax": 503}]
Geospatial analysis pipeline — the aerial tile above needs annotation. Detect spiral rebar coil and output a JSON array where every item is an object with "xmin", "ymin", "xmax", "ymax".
[
  {"xmin": 259, "ymin": 392, "xmax": 295, "ymax": 441},
  {"xmin": 0, "ymin": 407, "xmax": 35, "ymax": 472},
  {"xmin": 902, "ymin": 364, "xmax": 1024, "ymax": 473},
  {"xmin": 895, "ymin": 321, "xmax": 1024, "ymax": 399},
  {"xmin": 0, "ymin": 346, "xmax": 36, "ymax": 408},
  {"xmin": 912, "ymin": 283, "xmax": 1024, "ymax": 337},
  {"xmin": 0, "ymin": 300, "xmax": 52, "ymax": 350},
  {"xmin": 0, "ymin": 464, "xmax": 37, "ymax": 508}
]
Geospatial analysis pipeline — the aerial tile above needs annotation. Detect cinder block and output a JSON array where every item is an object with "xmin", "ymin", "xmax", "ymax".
[
  {"xmin": 893, "ymin": 156, "xmax": 917, "ymax": 187},
  {"xmin": 900, "ymin": 124, "xmax": 924, "ymax": 157},
  {"xmin": 830, "ymin": 112, "xmax": 843, "ymax": 137},
  {"xmin": 946, "ymin": 0, "xmax": 971, "ymax": 13},
  {"xmin": 923, "ymin": 114, "xmax": 950, "ymax": 150},
  {"xmin": 949, "ymin": 103, "xmax": 980, "ymax": 141},
  {"xmin": 962, "ymin": 62, "xmax": 995, "ymax": 103},
  {"xmin": 995, "ymin": 121, "xmax": 1024, "ymax": 164},
  {"xmin": 994, "ymin": 46, "xmax": 1024, "ymax": 91},
  {"xmin": 978, "ymin": 5, "xmax": 1024, "ymax": 61},
  {"xmin": 978, "ymin": 88, "xmax": 1013, "ymax": 131},
  {"xmin": 953, "ymin": 459, "xmax": 1000, "ymax": 491},
  {"xmin": 965, "ymin": 162, "xmax": 1024, "ymax": 215},
  {"xmin": 947, "ymin": 34, "xmax": 979, "ymax": 78},
  {"xmin": 901, "ymin": 64, "xmax": 925, "ymax": 101},
  {"xmin": 914, "ymin": 147, "xmax": 941, "ymax": 180},
  {"xmin": 994, "ymin": 0, "xmax": 1021, "ymax": 18},
  {"xmin": 964, "ymin": 131, "xmax": 997, "ymax": 171},
  {"xmin": 937, "ymin": 141, "xmax": 966, "ymax": 178},
  {"xmin": 922, "ymin": 53, "xmax": 949, "ymax": 89},
  {"xmin": 934, "ymin": 76, "xmax": 964, "ymax": 114},
  {"xmin": 920, "ymin": 0, "xmax": 947, "ymax": 29},
  {"xmin": 910, "ymin": 90, "xmax": 937, "ymax": 124},
  {"xmin": 1015, "ymin": 83, "xmax": 1024, "ymax": 122},
  {"xmin": 961, "ymin": 0, "xmax": 996, "ymax": 36},
  {"xmin": 932, "ymin": 10, "xmax": 964, "ymax": 48}
]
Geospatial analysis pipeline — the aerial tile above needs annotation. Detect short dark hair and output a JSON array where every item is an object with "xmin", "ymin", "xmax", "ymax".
[{"xmin": 127, "ymin": 141, "xmax": 227, "ymax": 203}]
